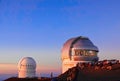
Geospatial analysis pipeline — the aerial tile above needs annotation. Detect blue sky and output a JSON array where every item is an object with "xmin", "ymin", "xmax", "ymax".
[{"xmin": 0, "ymin": 0, "xmax": 120, "ymax": 74}]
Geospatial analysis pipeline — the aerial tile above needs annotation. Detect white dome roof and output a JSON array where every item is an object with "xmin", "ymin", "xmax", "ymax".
[
  {"xmin": 18, "ymin": 57, "xmax": 36, "ymax": 78},
  {"xmin": 61, "ymin": 36, "xmax": 99, "ymax": 60},
  {"xmin": 18, "ymin": 57, "xmax": 36, "ymax": 70}
]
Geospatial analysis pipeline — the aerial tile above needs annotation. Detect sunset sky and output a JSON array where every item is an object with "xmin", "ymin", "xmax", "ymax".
[{"xmin": 0, "ymin": 0, "xmax": 120, "ymax": 75}]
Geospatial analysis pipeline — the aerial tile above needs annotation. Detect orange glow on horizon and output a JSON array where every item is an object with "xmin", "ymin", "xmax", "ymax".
[
  {"xmin": 0, "ymin": 63, "xmax": 61, "ymax": 74},
  {"xmin": 36, "ymin": 65, "xmax": 61, "ymax": 74},
  {"xmin": 0, "ymin": 63, "xmax": 17, "ymax": 74}
]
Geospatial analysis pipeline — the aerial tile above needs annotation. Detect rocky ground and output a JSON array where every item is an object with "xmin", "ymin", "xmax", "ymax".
[{"xmin": 58, "ymin": 63, "xmax": 120, "ymax": 81}]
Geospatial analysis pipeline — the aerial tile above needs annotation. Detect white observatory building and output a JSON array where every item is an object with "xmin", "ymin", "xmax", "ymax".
[
  {"xmin": 61, "ymin": 36, "xmax": 99, "ymax": 73},
  {"xmin": 18, "ymin": 57, "xmax": 36, "ymax": 78}
]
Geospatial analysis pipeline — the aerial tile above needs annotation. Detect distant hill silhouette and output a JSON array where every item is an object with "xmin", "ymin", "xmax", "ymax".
[{"xmin": 4, "ymin": 77, "xmax": 51, "ymax": 81}]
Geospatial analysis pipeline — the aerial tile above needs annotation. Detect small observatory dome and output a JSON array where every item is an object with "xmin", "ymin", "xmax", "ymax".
[
  {"xmin": 61, "ymin": 36, "xmax": 99, "ymax": 73},
  {"xmin": 18, "ymin": 57, "xmax": 36, "ymax": 78}
]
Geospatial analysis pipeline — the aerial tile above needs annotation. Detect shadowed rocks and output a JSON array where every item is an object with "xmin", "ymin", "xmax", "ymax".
[{"xmin": 58, "ymin": 62, "xmax": 120, "ymax": 81}]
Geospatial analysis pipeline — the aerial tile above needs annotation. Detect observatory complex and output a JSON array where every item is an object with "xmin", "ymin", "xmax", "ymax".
[
  {"xmin": 61, "ymin": 36, "xmax": 99, "ymax": 73},
  {"xmin": 18, "ymin": 57, "xmax": 36, "ymax": 78}
]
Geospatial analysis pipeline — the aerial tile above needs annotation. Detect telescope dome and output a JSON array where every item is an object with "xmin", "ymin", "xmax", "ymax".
[
  {"xmin": 18, "ymin": 57, "xmax": 36, "ymax": 78},
  {"xmin": 61, "ymin": 36, "xmax": 99, "ymax": 73}
]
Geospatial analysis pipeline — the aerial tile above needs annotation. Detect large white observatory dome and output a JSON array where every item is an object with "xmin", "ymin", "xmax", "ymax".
[
  {"xmin": 18, "ymin": 57, "xmax": 36, "ymax": 78},
  {"xmin": 61, "ymin": 36, "xmax": 99, "ymax": 73}
]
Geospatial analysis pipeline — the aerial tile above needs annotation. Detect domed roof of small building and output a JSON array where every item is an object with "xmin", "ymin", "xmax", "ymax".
[
  {"xmin": 18, "ymin": 57, "xmax": 36, "ymax": 69},
  {"xmin": 61, "ymin": 36, "xmax": 99, "ymax": 60}
]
